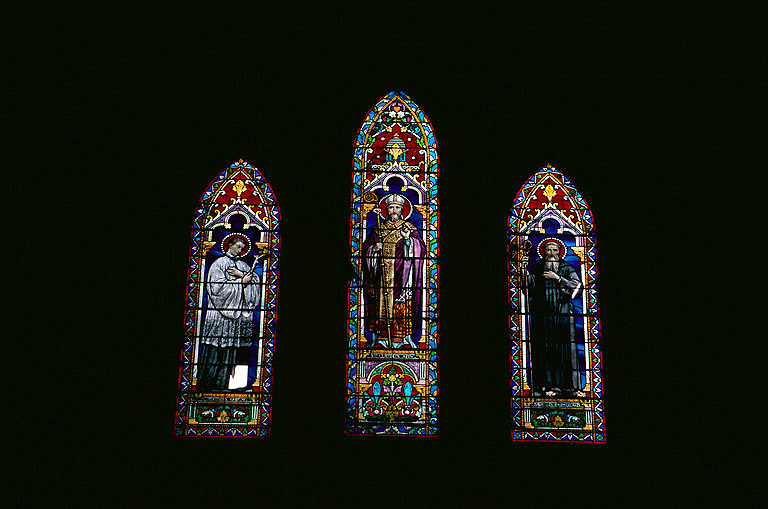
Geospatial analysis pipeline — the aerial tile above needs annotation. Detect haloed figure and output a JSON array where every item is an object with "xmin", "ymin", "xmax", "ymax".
[
  {"xmin": 197, "ymin": 237, "xmax": 260, "ymax": 391},
  {"xmin": 363, "ymin": 194, "xmax": 426, "ymax": 348},
  {"xmin": 525, "ymin": 240, "xmax": 585, "ymax": 397}
]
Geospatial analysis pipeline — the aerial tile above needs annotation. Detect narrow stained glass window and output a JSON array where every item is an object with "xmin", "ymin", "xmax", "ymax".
[
  {"xmin": 345, "ymin": 91, "xmax": 439, "ymax": 436},
  {"xmin": 175, "ymin": 159, "xmax": 280, "ymax": 437},
  {"xmin": 508, "ymin": 164, "xmax": 605, "ymax": 443}
]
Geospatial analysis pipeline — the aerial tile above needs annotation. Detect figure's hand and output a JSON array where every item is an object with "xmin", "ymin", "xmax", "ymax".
[
  {"xmin": 227, "ymin": 267, "xmax": 245, "ymax": 278},
  {"xmin": 542, "ymin": 270, "xmax": 560, "ymax": 281},
  {"xmin": 400, "ymin": 228, "xmax": 411, "ymax": 239},
  {"xmin": 243, "ymin": 273, "xmax": 253, "ymax": 284},
  {"xmin": 373, "ymin": 242, "xmax": 383, "ymax": 252}
]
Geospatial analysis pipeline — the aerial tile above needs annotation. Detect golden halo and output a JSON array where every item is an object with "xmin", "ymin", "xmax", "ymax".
[{"xmin": 537, "ymin": 238, "xmax": 568, "ymax": 258}]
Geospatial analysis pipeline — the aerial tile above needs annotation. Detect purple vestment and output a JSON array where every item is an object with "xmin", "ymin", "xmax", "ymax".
[{"xmin": 362, "ymin": 218, "xmax": 426, "ymax": 344}]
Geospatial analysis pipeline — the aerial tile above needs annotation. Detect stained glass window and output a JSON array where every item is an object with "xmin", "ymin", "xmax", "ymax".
[
  {"xmin": 508, "ymin": 164, "xmax": 605, "ymax": 443},
  {"xmin": 345, "ymin": 91, "xmax": 439, "ymax": 436},
  {"xmin": 174, "ymin": 159, "xmax": 280, "ymax": 437}
]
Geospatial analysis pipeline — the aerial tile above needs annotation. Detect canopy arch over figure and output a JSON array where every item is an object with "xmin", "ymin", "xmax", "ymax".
[
  {"xmin": 508, "ymin": 163, "xmax": 605, "ymax": 443},
  {"xmin": 346, "ymin": 91, "xmax": 439, "ymax": 436},
  {"xmin": 175, "ymin": 159, "xmax": 281, "ymax": 438}
]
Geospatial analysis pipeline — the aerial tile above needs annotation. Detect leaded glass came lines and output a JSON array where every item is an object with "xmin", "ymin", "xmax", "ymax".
[
  {"xmin": 345, "ymin": 91, "xmax": 439, "ymax": 436},
  {"xmin": 508, "ymin": 164, "xmax": 605, "ymax": 443},
  {"xmin": 175, "ymin": 159, "xmax": 280, "ymax": 437}
]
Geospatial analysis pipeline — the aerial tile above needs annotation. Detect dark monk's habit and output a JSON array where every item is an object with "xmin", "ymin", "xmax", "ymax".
[{"xmin": 526, "ymin": 258, "xmax": 583, "ymax": 392}]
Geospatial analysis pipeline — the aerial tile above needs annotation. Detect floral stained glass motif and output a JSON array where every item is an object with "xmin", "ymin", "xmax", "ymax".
[
  {"xmin": 345, "ymin": 91, "xmax": 439, "ymax": 436},
  {"xmin": 508, "ymin": 164, "xmax": 605, "ymax": 443},
  {"xmin": 175, "ymin": 159, "xmax": 280, "ymax": 437}
]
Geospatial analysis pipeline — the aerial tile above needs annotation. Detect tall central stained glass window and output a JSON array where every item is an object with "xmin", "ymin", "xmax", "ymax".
[{"xmin": 345, "ymin": 91, "xmax": 439, "ymax": 436}]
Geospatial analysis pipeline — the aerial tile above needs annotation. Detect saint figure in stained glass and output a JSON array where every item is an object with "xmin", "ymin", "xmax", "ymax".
[
  {"xmin": 197, "ymin": 235, "xmax": 265, "ymax": 391},
  {"xmin": 524, "ymin": 239, "xmax": 584, "ymax": 397},
  {"xmin": 362, "ymin": 193, "xmax": 426, "ymax": 348}
]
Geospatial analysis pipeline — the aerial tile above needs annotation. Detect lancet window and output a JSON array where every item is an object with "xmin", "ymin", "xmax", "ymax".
[
  {"xmin": 508, "ymin": 164, "xmax": 605, "ymax": 442},
  {"xmin": 345, "ymin": 91, "xmax": 439, "ymax": 436},
  {"xmin": 175, "ymin": 159, "xmax": 280, "ymax": 437}
]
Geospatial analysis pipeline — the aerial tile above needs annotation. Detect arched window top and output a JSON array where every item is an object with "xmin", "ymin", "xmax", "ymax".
[
  {"xmin": 356, "ymin": 90, "xmax": 437, "ymax": 149},
  {"xmin": 346, "ymin": 91, "xmax": 439, "ymax": 436},
  {"xmin": 509, "ymin": 163, "xmax": 594, "ymax": 235},
  {"xmin": 194, "ymin": 158, "xmax": 280, "ymax": 230},
  {"xmin": 175, "ymin": 158, "xmax": 281, "ymax": 438},
  {"xmin": 508, "ymin": 163, "xmax": 604, "ymax": 443}
]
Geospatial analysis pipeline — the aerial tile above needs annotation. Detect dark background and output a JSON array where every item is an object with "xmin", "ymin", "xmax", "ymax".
[{"xmin": 24, "ymin": 8, "xmax": 743, "ymax": 506}]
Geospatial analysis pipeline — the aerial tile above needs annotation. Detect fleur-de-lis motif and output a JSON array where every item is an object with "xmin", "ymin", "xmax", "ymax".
[
  {"xmin": 543, "ymin": 184, "xmax": 557, "ymax": 202},
  {"xmin": 233, "ymin": 180, "xmax": 247, "ymax": 197}
]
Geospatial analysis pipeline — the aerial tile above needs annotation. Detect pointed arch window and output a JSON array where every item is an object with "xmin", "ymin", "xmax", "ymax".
[
  {"xmin": 345, "ymin": 91, "xmax": 439, "ymax": 436},
  {"xmin": 508, "ymin": 164, "xmax": 605, "ymax": 443},
  {"xmin": 175, "ymin": 159, "xmax": 280, "ymax": 437}
]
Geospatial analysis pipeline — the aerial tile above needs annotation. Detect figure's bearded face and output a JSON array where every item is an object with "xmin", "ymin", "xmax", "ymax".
[
  {"xmin": 386, "ymin": 203, "xmax": 403, "ymax": 222},
  {"xmin": 544, "ymin": 243, "xmax": 561, "ymax": 261}
]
